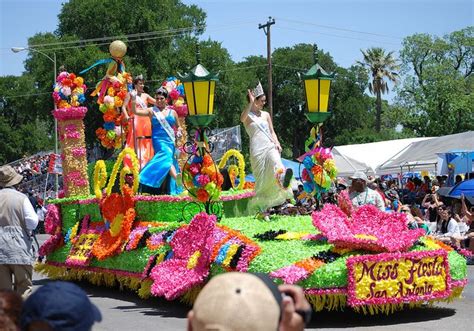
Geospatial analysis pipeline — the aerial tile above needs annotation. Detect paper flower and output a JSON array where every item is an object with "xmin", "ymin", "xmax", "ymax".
[
  {"xmin": 150, "ymin": 212, "xmax": 217, "ymax": 300},
  {"xmin": 312, "ymin": 204, "xmax": 425, "ymax": 252}
]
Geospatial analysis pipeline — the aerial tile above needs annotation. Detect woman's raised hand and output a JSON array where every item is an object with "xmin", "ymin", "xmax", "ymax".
[{"xmin": 247, "ymin": 89, "xmax": 255, "ymax": 104}]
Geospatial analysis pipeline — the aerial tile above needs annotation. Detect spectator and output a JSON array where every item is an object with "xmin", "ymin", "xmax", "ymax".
[
  {"xmin": 21, "ymin": 281, "xmax": 102, "ymax": 331},
  {"xmin": 349, "ymin": 171, "xmax": 385, "ymax": 211},
  {"xmin": 0, "ymin": 166, "xmax": 38, "ymax": 298},
  {"xmin": 422, "ymin": 191, "xmax": 443, "ymax": 226},
  {"xmin": 434, "ymin": 206, "xmax": 461, "ymax": 247},
  {"xmin": 455, "ymin": 175, "xmax": 463, "ymax": 185},
  {"xmin": 187, "ymin": 272, "xmax": 311, "ymax": 331}
]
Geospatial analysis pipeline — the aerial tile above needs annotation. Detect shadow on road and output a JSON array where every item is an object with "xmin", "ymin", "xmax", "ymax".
[{"xmin": 307, "ymin": 306, "xmax": 456, "ymax": 328}]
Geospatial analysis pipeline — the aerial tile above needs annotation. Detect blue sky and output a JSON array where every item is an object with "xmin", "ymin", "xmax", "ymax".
[{"xmin": 1, "ymin": 0, "xmax": 472, "ymax": 78}]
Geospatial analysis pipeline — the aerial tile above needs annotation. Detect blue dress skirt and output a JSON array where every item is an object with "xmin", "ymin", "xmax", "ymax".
[{"xmin": 139, "ymin": 110, "xmax": 182, "ymax": 195}]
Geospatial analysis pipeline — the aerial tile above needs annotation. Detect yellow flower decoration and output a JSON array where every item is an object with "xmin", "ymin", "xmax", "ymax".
[
  {"xmin": 187, "ymin": 251, "xmax": 201, "ymax": 269},
  {"xmin": 354, "ymin": 234, "xmax": 378, "ymax": 241},
  {"xmin": 109, "ymin": 214, "xmax": 124, "ymax": 237},
  {"xmin": 218, "ymin": 149, "xmax": 246, "ymax": 190},
  {"xmin": 106, "ymin": 148, "xmax": 140, "ymax": 196},
  {"xmin": 93, "ymin": 160, "xmax": 107, "ymax": 199}
]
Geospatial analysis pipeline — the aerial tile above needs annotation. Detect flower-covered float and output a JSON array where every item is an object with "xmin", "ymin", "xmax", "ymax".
[
  {"xmin": 37, "ymin": 62, "xmax": 468, "ymax": 314},
  {"xmin": 36, "ymin": 150, "xmax": 469, "ymax": 314}
]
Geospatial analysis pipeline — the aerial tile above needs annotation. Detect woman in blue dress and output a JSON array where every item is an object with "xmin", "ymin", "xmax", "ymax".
[{"xmin": 131, "ymin": 87, "xmax": 182, "ymax": 195}]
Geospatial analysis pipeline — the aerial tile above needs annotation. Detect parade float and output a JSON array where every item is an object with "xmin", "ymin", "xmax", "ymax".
[{"xmin": 36, "ymin": 42, "xmax": 468, "ymax": 314}]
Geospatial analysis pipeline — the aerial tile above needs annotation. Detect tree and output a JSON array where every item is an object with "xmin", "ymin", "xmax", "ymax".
[
  {"xmin": 395, "ymin": 27, "xmax": 473, "ymax": 136},
  {"xmin": 358, "ymin": 47, "xmax": 399, "ymax": 132}
]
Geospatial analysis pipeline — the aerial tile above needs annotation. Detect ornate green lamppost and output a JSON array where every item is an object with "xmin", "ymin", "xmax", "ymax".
[{"xmin": 179, "ymin": 51, "xmax": 222, "ymax": 218}]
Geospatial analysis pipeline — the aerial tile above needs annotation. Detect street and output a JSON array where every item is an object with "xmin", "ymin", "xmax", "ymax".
[{"xmin": 32, "ymin": 235, "xmax": 473, "ymax": 331}]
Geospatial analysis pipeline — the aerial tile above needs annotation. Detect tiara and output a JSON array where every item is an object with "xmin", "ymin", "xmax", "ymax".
[{"xmin": 252, "ymin": 81, "xmax": 265, "ymax": 98}]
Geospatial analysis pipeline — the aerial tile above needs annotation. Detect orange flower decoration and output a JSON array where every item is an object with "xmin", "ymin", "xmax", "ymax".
[
  {"xmin": 196, "ymin": 188, "xmax": 209, "ymax": 202},
  {"xmin": 203, "ymin": 154, "xmax": 213, "ymax": 167},
  {"xmin": 92, "ymin": 185, "xmax": 136, "ymax": 260}
]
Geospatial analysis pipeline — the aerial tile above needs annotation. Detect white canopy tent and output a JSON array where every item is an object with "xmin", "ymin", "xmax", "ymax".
[
  {"xmin": 332, "ymin": 148, "xmax": 374, "ymax": 177},
  {"xmin": 375, "ymin": 131, "xmax": 474, "ymax": 175},
  {"xmin": 334, "ymin": 137, "xmax": 431, "ymax": 172}
]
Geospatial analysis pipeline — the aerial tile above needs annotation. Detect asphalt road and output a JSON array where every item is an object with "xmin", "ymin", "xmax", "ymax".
[{"xmin": 32, "ymin": 235, "xmax": 474, "ymax": 331}]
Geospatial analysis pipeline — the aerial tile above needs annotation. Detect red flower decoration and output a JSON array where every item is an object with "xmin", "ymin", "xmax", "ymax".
[{"xmin": 312, "ymin": 204, "xmax": 425, "ymax": 253}]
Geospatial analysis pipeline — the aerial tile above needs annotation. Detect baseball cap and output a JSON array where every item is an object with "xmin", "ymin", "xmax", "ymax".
[
  {"xmin": 190, "ymin": 272, "xmax": 282, "ymax": 331},
  {"xmin": 21, "ymin": 281, "xmax": 102, "ymax": 331},
  {"xmin": 349, "ymin": 171, "xmax": 368, "ymax": 182}
]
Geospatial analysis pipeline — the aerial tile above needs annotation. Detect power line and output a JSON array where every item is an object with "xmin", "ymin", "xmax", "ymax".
[
  {"xmin": 275, "ymin": 26, "xmax": 401, "ymax": 47},
  {"xmin": 2, "ymin": 19, "xmax": 257, "ymax": 52},
  {"xmin": 277, "ymin": 17, "xmax": 403, "ymax": 40},
  {"xmin": 1, "ymin": 65, "xmax": 271, "ymax": 100}
]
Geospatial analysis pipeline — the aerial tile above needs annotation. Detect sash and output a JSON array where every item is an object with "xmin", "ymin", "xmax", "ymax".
[
  {"xmin": 152, "ymin": 107, "xmax": 175, "ymax": 143},
  {"xmin": 135, "ymin": 94, "xmax": 147, "ymax": 110},
  {"xmin": 248, "ymin": 111, "xmax": 275, "ymax": 144}
]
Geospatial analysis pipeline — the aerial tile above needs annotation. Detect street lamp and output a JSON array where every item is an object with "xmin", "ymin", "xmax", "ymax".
[
  {"xmin": 12, "ymin": 47, "xmax": 59, "ymax": 198},
  {"xmin": 302, "ymin": 44, "xmax": 334, "ymax": 124},
  {"xmin": 179, "ymin": 49, "xmax": 219, "ymax": 128}
]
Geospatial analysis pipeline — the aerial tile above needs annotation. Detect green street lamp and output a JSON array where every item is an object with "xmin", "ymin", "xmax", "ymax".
[
  {"xmin": 179, "ymin": 51, "xmax": 219, "ymax": 128},
  {"xmin": 302, "ymin": 44, "xmax": 334, "ymax": 124}
]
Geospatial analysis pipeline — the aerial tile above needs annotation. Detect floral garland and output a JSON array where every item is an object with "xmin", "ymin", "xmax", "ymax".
[
  {"xmin": 183, "ymin": 154, "xmax": 223, "ymax": 203},
  {"xmin": 94, "ymin": 72, "xmax": 131, "ymax": 149},
  {"xmin": 301, "ymin": 146, "xmax": 338, "ymax": 195},
  {"xmin": 217, "ymin": 149, "xmax": 246, "ymax": 190}
]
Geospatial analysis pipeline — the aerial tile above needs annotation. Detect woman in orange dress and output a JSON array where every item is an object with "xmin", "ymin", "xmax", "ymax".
[{"xmin": 122, "ymin": 75, "xmax": 155, "ymax": 169}]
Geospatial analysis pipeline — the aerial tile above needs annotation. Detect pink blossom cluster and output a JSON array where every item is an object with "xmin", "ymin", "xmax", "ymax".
[
  {"xmin": 150, "ymin": 212, "xmax": 217, "ymax": 300},
  {"xmin": 312, "ymin": 204, "xmax": 425, "ymax": 252}
]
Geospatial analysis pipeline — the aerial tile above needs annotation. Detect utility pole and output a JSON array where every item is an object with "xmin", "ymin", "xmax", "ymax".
[{"xmin": 259, "ymin": 16, "xmax": 275, "ymax": 118}]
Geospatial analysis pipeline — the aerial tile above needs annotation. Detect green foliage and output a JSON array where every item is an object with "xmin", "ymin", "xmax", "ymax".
[{"xmin": 396, "ymin": 27, "xmax": 473, "ymax": 136}]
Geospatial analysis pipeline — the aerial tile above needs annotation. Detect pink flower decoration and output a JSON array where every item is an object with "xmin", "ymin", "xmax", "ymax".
[
  {"xmin": 44, "ymin": 204, "xmax": 61, "ymax": 234},
  {"xmin": 312, "ymin": 204, "xmax": 425, "ymax": 252},
  {"xmin": 197, "ymin": 174, "xmax": 210, "ymax": 187},
  {"xmin": 150, "ymin": 212, "xmax": 217, "ymax": 300},
  {"xmin": 270, "ymin": 265, "xmax": 308, "ymax": 284},
  {"xmin": 189, "ymin": 163, "xmax": 201, "ymax": 176},
  {"xmin": 169, "ymin": 89, "xmax": 179, "ymax": 100}
]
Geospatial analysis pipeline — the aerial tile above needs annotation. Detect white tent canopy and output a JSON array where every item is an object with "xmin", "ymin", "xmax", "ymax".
[
  {"xmin": 332, "ymin": 149, "xmax": 374, "ymax": 177},
  {"xmin": 376, "ymin": 131, "xmax": 474, "ymax": 175},
  {"xmin": 334, "ymin": 137, "xmax": 431, "ymax": 173}
]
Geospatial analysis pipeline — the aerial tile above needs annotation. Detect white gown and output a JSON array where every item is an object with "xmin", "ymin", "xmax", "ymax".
[{"xmin": 245, "ymin": 112, "xmax": 293, "ymax": 213}]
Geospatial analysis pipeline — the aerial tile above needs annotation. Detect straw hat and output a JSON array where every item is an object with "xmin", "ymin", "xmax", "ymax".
[{"xmin": 0, "ymin": 165, "xmax": 23, "ymax": 188}]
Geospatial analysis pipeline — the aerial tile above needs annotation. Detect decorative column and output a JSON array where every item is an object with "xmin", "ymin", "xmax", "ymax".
[{"xmin": 52, "ymin": 106, "xmax": 90, "ymax": 197}]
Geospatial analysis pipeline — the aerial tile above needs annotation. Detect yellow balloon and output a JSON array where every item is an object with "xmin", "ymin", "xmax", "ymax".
[{"xmin": 109, "ymin": 40, "xmax": 127, "ymax": 58}]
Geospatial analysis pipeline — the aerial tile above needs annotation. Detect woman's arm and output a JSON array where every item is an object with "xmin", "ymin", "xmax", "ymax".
[
  {"xmin": 240, "ymin": 90, "xmax": 254, "ymax": 124},
  {"xmin": 121, "ymin": 92, "xmax": 131, "ymax": 121},
  {"xmin": 266, "ymin": 112, "xmax": 282, "ymax": 153},
  {"xmin": 130, "ymin": 90, "xmax": 151, "ymax": 117},
  {"xmin": 145, "ymin": 93, "xmax": 157, "ymax": 106}
]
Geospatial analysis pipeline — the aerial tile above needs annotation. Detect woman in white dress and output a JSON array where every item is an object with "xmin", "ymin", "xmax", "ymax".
[{"xmin": 240, "ymin": 82, "xmax": 293, "ymax": 215}]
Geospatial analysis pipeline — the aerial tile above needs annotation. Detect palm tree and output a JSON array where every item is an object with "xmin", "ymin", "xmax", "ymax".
[{"xmin": 358, "ymin": 48, "xmax": 399, "ymax": 132}]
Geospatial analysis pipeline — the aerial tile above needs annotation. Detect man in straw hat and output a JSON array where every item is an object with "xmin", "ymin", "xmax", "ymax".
[
  {"xmin": 187, "ymin": 272, "xmax": 312, "ymax": 331},
  {"xmin": 0, "ymin": 165, "xmax": 38, "ymax": 298}
]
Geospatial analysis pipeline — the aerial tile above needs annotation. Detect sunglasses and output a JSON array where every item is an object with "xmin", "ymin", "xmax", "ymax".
[{"xmin": 401, "ymin": 209, "xmax": 410, "ymax": 213}]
